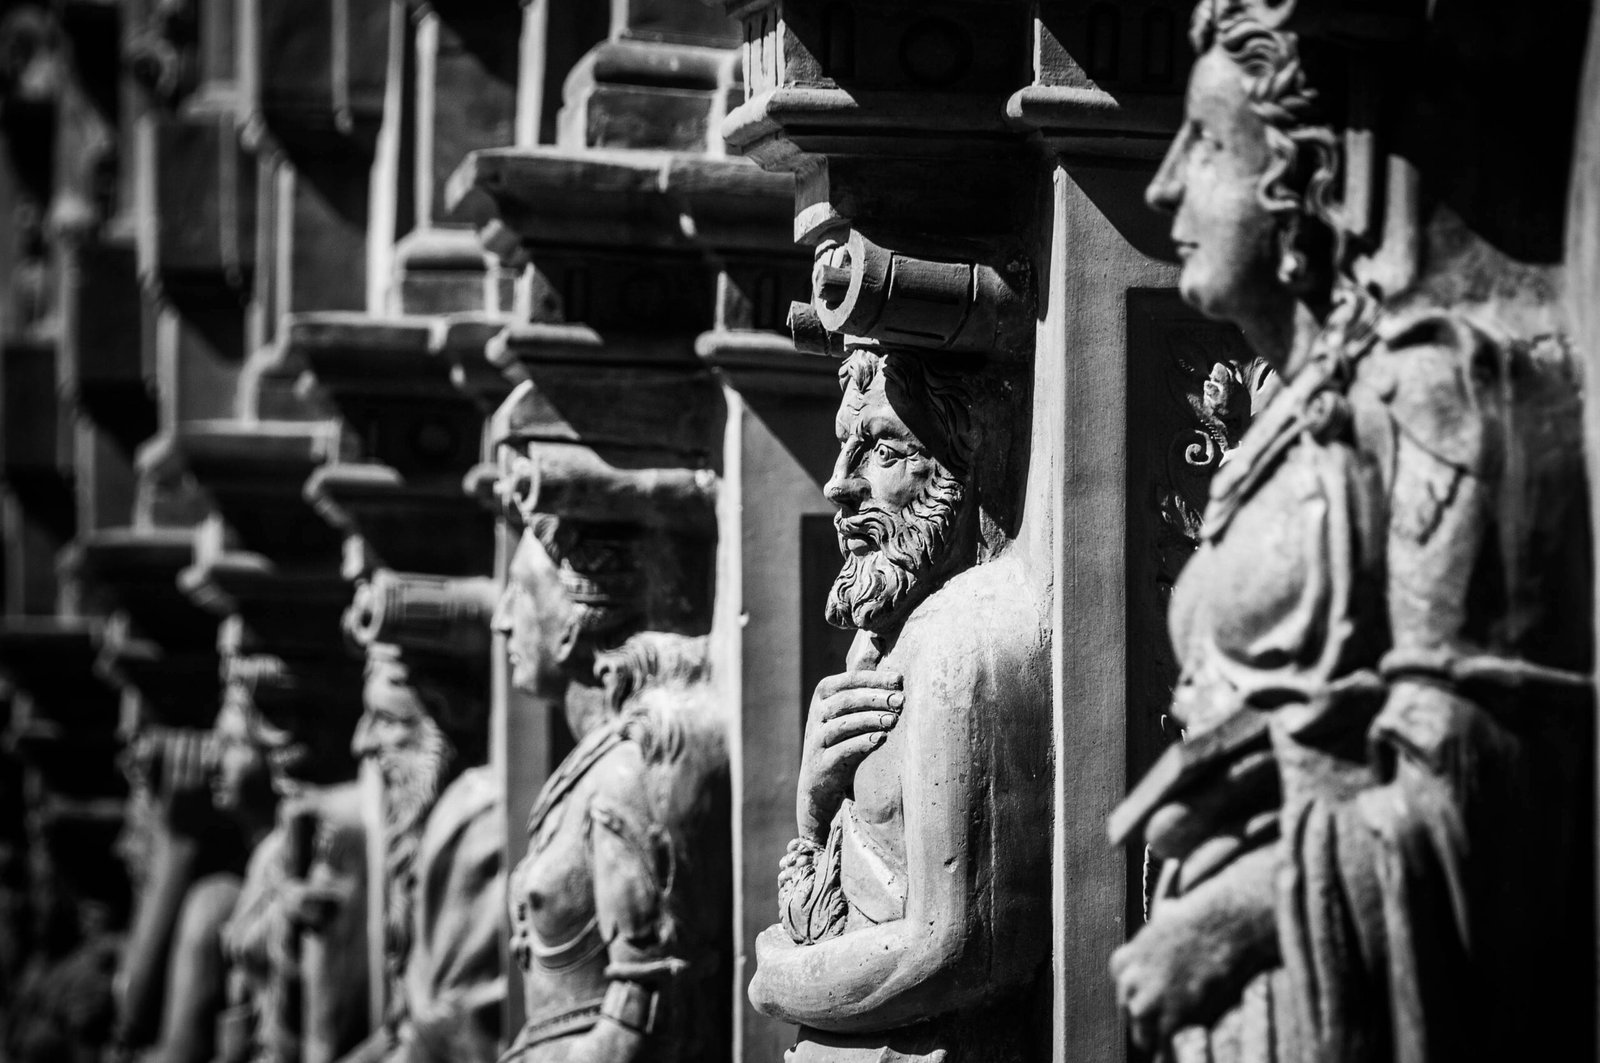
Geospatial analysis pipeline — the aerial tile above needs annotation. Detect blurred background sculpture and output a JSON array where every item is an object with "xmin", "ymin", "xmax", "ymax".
[
  {"xmin": 490, "ymin": 372, "xmax": 731, "ymax": 1063},
  {"xmin": 217, "ymin": 655, "xmax": 367, "ymax": 1063},
  {"xmin": 337, "ymin": 572, "xmax": 502, "ymax": 1063}
]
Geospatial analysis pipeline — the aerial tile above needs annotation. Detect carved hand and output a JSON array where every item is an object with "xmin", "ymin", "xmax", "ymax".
[
  {"xmin": 1111, "ymin": 845, "xmax": 1279, "ymax": 1051},
  {"xmin": 152, "ymin": 728, "xmax": 217, "ymax": 834},
  {"xmin": 796, "ymin": 671, "xmax": 903, "ymax": 844}
]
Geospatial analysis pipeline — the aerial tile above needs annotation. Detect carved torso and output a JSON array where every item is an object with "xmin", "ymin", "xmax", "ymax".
[
  {"xmin": 508, "ymin": 731, "xmax": 621, "ymax": 1036},
  {"xmin": 504, "ymin": 675, "xmax": 729, "ymax": 1063},
  {"xmin": 781, "ymin": 554, "xmax": 1052, "ymax": 1063},
  {"xmin": 1131, "ymin": 290, "xmax": 1593, "ymax": 1063}
]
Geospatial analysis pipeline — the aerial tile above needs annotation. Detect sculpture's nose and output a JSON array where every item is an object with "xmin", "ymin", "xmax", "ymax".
[
  {"xmin": 1146, "ymin": 136, "xmax": 1184, "ymax": 215},
  {"xmin": 490, "ymin": 585, "xmax": 514, "ymax": 635},
  {"xmin": 350, "ymin": 713, "xmax": 376, "ymax": 760},
  {"xmin": 823, "ymin": 450, "xmax": 869, "ymax": 509}
]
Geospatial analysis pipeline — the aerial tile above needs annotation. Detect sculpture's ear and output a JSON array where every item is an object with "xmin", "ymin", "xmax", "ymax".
[{"xmin": 555, "ymin": 613, "xmax": 584, "ymax": 667}]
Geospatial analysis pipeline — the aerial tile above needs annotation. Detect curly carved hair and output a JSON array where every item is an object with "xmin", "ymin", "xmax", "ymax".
[
  {"xmin": 1192, "ymin": 2, "xmax": 1342, "ymax": 286},
  {"xmin": 839, "ymin": 349, "xmax": 981, "ymax": 481}
]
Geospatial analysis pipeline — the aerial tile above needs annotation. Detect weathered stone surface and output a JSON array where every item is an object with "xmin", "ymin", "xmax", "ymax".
[
  {"xmin": 1111, "ymin": 3, "xmax": 1595, "ymax": 1060},
  {"xmin": 487, "ymin": 353, "xmax": 730, "ymax": 1063},
  {"xmin": 337, "ymin": 571, "xmax": 500, "ymax": 1063}
]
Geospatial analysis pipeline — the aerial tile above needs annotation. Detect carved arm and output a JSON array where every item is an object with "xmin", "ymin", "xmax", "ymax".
[{"xmin": 748, "ymin": 671, "xmax": 989, "ymax": 1033}]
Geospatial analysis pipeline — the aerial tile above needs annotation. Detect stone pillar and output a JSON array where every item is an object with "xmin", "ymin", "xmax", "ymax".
[
  {"xmin": 376, "ymin": 0, "xmax": 521, "ymax": 317},
  {"xmin": 1003, "ymin": 6, "xmax": 1258, "ymax": 1058}
]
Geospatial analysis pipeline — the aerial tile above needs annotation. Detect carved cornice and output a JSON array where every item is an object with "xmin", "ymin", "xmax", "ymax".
[
  {"xmin": 64, "ymin": 527, "xmax": 217, "ymax": 648},
  {"xmin": 695, "ymin": 328, "xmax": 838, "ymax": 398},
  {"xmin": 0, "ymin": 619, "xmax": 122, "ymax": 768},
  {"xmin": 306, "ymin": 463, "xmax": 495, "ymax": 579},
  {"xmin": 723, "ymin": 87, "xmax": 1015, "ymax": 170},
  {"xmin": 1003, "ymin": 86, "xmax": 1180, "ymax": 160},
  {"xmin": 437, "ymin": 317, "xmax": 515, "ymax": 410},
  {"xmin": 447, "ymin": 148, "xmax": 795, "ymax": 258},
  {"xmin": 290, "ymin": 312, "xmax": 502, "ymax": 577},
  {"xmin": 178, "ymin": 547, "xmax": 347, "ymax": 620},
  {"xmin": 169, "ymin": 420, "xmax": 347, "ymax": 563},
  {"xmin": 487, "ymin": 326, "xmax": 721, "ymax": 465},
  {"xmin": 721, "ymin": 2, "xmax": 1035, "ymax": 242},
  {"xmin": 559, "ymin": 37, "xmax": 739, "ymax": 153}
]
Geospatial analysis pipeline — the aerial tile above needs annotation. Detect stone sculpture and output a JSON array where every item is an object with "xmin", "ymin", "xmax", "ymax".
[
  {"xmin": 217, "ymin": 656, "xmax": 368, "ymax": 1063},
  {"xmin": 1110, "ymin": 2, "xmax": 1593, "ymax": 1060},
  {"xmin": 115, "ymin": 723, "xmax": 266, "ymax": 1063},
  {"xmin": 490, "ymin": 380, "xmax": 731, "ymax": 1063},
  {"xmin": 746, "ymin": 337, "xmax": 1050, "ymax": 1061},
  {"xmin": 4, "ymin": 809, "xmax": 126, "ymax": 1063},
  {"xmin": 337, "ymin": 572, "xmax": 503, "ymax": 1063}
]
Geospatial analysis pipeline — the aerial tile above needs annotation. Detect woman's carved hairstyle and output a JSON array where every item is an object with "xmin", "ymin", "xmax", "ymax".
[{"xmin": 1192, "ymin": 1, "xmax": 1342, "ymax": 287}]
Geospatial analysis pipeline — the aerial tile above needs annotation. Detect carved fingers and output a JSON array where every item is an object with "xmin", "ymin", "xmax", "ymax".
[
  {"xmin": 152, "ymin": 728, "xmax": 219, "ymax": 831},
  {"xmin": 812, "ymin": 669, "xmax": 903, "ymax": 703},
  {"xmin": 811, "ymin": 670, "xmax": 904, "ymax": 756},
  {"xmin": 797, "ymin": 671, "xmax": 904, "ymax": 843},
  {"xmin": 1112, "ymin": 845, "xmax": 1280, "ymax": 1051}
]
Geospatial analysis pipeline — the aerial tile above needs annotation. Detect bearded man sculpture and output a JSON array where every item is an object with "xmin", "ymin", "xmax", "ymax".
[
  {"xmin": 338, "ymin": 574, "xmax": 503, "ymax": 1063},
  {"xmin": 1109, "ymin": 2, "xmax": 1592, "ymax": 1060},
  {"xmin": 490, "ymin": 430, "xmax": 730, "ymax": 1063},
  {"xmin": 747, "ymin": 346, "xmax": 1050, "ymax": 1063}
]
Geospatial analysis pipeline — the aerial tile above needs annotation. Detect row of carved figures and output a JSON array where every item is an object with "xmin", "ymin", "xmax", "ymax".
[{"xmin": 4, "ymin": 1, "xmax": 1598, "ymax": 1062}]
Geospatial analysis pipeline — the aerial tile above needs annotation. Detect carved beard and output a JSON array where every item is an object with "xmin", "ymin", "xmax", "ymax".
[
  {"xmin": 377, "ymin": 714, "xmax": 452, "ymax": 1005},
  {"xmin": 826, "ymin": 466, "xmax": 965, "ymax": 632}
]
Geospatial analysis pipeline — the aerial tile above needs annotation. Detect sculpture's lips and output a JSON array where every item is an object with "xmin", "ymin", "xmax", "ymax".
[
  {"xmin": 1174, "ymin": 240, "xmax": 1197, "ymax": 259},
  {"xmin": 835, "ymin": 512, "xmax": 882, "ymax": 557}
]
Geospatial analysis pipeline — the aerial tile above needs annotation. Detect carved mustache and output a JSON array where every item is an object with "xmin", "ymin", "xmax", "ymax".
[{"xmin": 835, "ymin": 504, "xmax": 901, "ymax": 547}]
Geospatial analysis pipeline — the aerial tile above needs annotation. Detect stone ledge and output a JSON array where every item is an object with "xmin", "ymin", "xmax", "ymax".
[{"xmin": 447, "ymin": 147, "xmax": 795, "ymax": 255}]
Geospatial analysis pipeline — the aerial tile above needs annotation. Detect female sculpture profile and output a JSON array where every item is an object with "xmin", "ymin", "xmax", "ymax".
[
  {"xmin": 1110, "ymin": 2, "xmax": 1593, "ymax": 1060},
  {"xmin": 490, "ymin": 407, "xmax": 730, "ymax": 1063}
]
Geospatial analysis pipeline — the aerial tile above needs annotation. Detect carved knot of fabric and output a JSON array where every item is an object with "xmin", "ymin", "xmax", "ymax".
[{"xmin": 779, "ymin": 822, "xmax": 848, "ymax": 945}]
